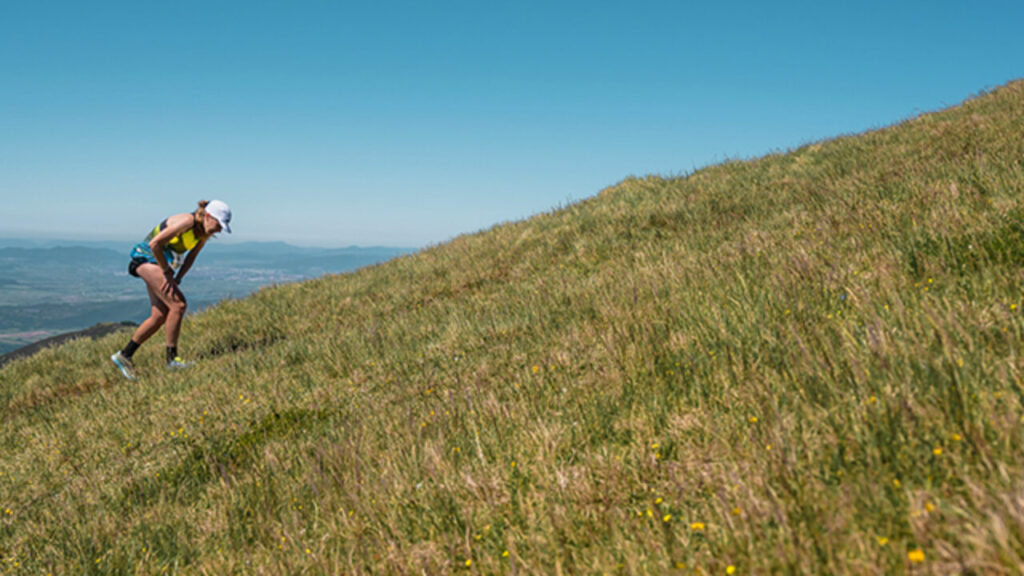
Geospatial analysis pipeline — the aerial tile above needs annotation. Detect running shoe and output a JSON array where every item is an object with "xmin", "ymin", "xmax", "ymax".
[
  {"xmin": 167, "ymin": 357, "xmax": 193, "ymax": 370},
  {"xmin": 111, "ymin": 351, "xmax": 137, "ymax": 381}
]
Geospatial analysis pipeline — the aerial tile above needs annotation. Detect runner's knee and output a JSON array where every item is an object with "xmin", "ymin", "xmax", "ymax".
[{"xmin": 169, "ymin": 296, "xmax": 187, "ymax": 314}]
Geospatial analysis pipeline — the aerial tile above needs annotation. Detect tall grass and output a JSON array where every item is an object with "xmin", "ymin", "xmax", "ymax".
[{"xmin": 3, "ymin": 80, "xmax": 1024, "ymax": 574}]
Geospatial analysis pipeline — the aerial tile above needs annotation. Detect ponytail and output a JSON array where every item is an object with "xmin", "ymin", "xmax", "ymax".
[{"xmin": 194, "ymin": 200, "xmax": 211, "ymax": 236}]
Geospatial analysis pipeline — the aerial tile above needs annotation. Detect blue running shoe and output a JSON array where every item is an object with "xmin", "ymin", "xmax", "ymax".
[
  {"xmin": 111, "ymin": 351, "xmax": 137, "ymax": 380},
  {"xmin": 167, "ymin": 357, "xmax": 193, "ymax": 370}
]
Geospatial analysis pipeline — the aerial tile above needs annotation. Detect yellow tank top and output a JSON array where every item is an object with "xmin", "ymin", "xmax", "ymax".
[
  {"xmin": 142, "ymin": 217, "xmax": 202, "ymax": 268},
  {"xmin": 149, "ymin": 221, "xmax": 201, "ymax": 254}
]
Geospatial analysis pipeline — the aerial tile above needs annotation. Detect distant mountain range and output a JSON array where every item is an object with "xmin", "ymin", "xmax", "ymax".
[
  {"xmin": 0, "ymin": 239, "xmax": 415, "ymax": 356},
  {"xmin": 0, "ymin": 321, "xmax": 136, "ymax": 369}
]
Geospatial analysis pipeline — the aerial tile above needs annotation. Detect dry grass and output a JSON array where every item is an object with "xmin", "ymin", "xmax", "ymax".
[{"xmin": 2, "ymin": 80, "xmax": 1024, "ymax": 574}]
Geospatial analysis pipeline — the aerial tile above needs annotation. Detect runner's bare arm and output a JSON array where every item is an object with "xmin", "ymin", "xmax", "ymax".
[
  {"xmin": 175, "ymin": 240, "xmax": 206, "ymax": 283},
  {"xmin": 148, "ymin": 213, "xmax": 195, "ymax": 275}
]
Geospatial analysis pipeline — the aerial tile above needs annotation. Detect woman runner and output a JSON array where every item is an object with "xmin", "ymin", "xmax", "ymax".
[{"xmin": 111, "ymin": 200, "xmax": 232, "ymax": 380}]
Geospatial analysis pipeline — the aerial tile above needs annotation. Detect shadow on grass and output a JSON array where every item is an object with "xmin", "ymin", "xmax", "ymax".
[{"xmin": 120, "ymin": 407, "xmax": 337, "ymax": 511}]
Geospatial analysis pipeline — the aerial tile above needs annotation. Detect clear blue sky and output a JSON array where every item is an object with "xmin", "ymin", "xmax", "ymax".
[{"xmin": 2, "ymin": 0, "xmax": 1022, "ymax": 247}]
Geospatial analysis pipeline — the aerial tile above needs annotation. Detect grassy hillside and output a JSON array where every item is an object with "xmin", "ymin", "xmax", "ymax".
[{"xmin": 3, "ymin": 80, "xmax": 1024, "ymax": 575}]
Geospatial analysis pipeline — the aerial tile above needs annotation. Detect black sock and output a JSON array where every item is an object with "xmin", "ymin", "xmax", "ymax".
[
  {"xmin": 167, "ymin": 346, "xmax": 178, "ymax": 364},
  {"xmin": 122, "ymin": 340, "xmax": 140, "ymax": 359}
]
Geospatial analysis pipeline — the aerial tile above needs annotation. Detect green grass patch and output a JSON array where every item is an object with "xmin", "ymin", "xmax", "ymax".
[{"xmin": 3, "ymin": 79, "xmax": 1024, "ymax": 574}]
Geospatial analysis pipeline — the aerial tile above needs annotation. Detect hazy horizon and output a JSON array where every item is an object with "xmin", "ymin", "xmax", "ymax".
[
  {"xmin": 0, "ymin": 237, "xmax": 415, "ymax": 354},
  {"xmin": 0, "ymin": 232, "xmax": 422, "ymax": 251}
]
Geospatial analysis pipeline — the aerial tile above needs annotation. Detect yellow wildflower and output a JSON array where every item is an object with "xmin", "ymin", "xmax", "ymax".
[
  {"xmin": 908, "ymin": 549, "xmax": 925, "ymax": 563},
  {"xmin": 690, "ymin": 522, "xmax": 706, "ymax": 531}
]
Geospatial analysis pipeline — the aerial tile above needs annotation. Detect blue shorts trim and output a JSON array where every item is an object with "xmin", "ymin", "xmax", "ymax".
[{"xmin": 128, "ymin": 242, "xmax": 159, "ymax": 277}]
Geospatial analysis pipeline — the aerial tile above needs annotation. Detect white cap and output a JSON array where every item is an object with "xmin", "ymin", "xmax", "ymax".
[{"xmin": 207, "ymin": 200, "xmax": 232, "ymax": 234}]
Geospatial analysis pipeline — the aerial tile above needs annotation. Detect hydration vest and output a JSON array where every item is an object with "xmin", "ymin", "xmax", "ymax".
[
  {"xmin": 147, "ymin": 218, "xmax": 201, "ymax": 255},
  {"xmin": 131, "ymin": 215, "xmax": 202, "ymax": 269}
]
